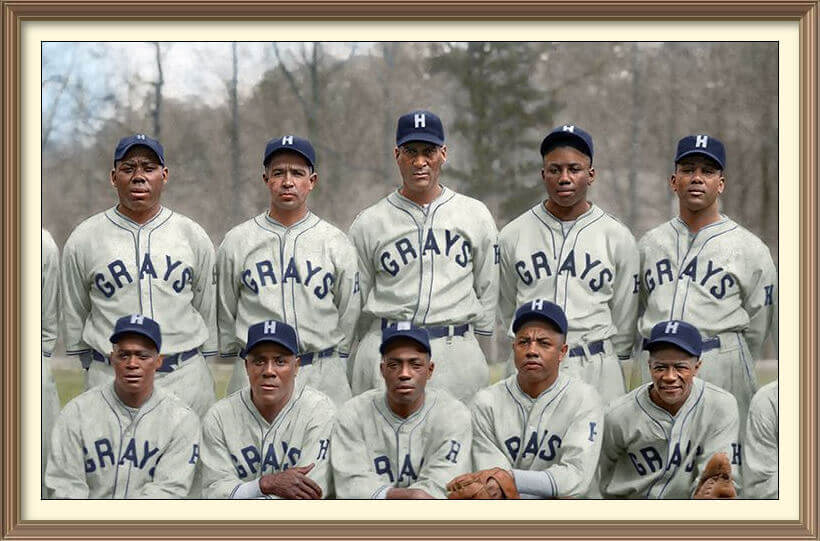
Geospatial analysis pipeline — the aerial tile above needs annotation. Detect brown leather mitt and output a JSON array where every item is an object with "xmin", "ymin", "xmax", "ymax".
[
  {"xmin": 446, "ymin": 468, "xmax": 521, "ymax": 499},
  {"xmin": 693, "ymin": 452, "xmax": 737, "ymax": 499}
]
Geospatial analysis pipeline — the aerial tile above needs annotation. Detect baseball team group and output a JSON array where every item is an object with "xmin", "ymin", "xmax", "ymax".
[{"xmin": 40, "ymin": 109, "xmax": 778, "ymax": 500}]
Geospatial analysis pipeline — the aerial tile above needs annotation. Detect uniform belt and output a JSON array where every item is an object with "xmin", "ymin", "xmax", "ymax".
[
  {"xmin": 92, "ymin": 348, "xmax": 198, "ymax": 373},
  {"xmin": 568, "ymin": 340, "xmax": 605, "ymax": 357},
  {"xmin": 640, "ymin": 336, "xmax": 721, "ymax": 352},
  {"xmin": 380, "ymin": 319, "xmax": 470, "ymax": 339},
  {"xmin": 299, "ymin": 348, "xmax": 335, "ymax": 366}
]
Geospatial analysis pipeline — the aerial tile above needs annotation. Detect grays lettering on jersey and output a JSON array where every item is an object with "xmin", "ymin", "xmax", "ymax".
[
  {"xmin": 471, "ymin": 373, "xmax": 604, "ymax": 498},
  {"xmin": 743, "ymin": 380, "xmax": 778, "ymax": 499},
  {"xmin": 200, "ymin": 385, "xmax": 335, "ymax": 499},
  {"xmin": 331, "ymin": 388, "xmax": 471, "ymax": 498},
  {"xmin": 598, "ymin": 378, "xmax": 741, "ymax": 499},
  {"xmin": 45, "ymin": 385, "xmax": 200, "ymax": 498}
]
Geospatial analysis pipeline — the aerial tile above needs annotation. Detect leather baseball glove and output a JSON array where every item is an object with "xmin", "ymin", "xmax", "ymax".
[
  {"xmin": 446, "ymin": 468, "xmax": 520, "ymax": 499},
  {"xmin": 693, "ymin": 452, "xmax": 736, "ymax": 499}
]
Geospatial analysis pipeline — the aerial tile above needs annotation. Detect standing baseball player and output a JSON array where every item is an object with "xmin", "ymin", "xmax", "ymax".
[
  {"xmin": 216, "ymin": 136, "xmax": 359, "ymax": 406},
  {"xmin": 498, "ymin": 124, "xmax": 639, "ymax": 404},
  {"xmin": 45, "ymin": 315, "xmax": 201, "ymax": 498},
  {"xmin": 448, "ymin": 300, "xmax": 604, "ymax": 499},
  {"xmin": 60, "ymin": 134, "xmax": 218, "ymax": 417},
  {"xmin": 742, "ymin": 379, "xmax": 778, "ymax": 498},
  {"xmin": 331, "ymin": 324, "xmax": 472, "ymax": 498},
  {"xmin": 636, "ymin": 134, "xmax": 778, "ymax": 425},
  {"xmin": 348, "ymin": 110, "xmax": 499, "ymax": 401},
  {"xmin": 598, "ymin": 320, "xmax": 741, "ymax": 499},
  {"xmin": 200, "ymin": 320, "xmax": 335, "ymax": 499},
  {"xmin": 41, "ymin": 228, "xmax": 63, "ymax": 497}
]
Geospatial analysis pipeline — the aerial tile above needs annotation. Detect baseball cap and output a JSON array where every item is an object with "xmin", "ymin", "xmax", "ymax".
[
  {"xmin": 110, "ymin": 314, "xmax": 162, "ymax": 352},
  {"xmin": 380, "ymin": 322, "xmax": 432, "ymax": 355},
  {"xmin": 539, "ymin": 124, "xmax": 594, "ymax": 163},
  {"xmin": 244, "ymin": 320, "xmax": 299, "ymax": 357},
  {"xmin": 644, "ymin": 320, "xmax": 703, "ymax": 357},
  {"xmin": 262, "ymin": 135, "xmax": 316, "ymax": 169},
  {"xmin": 512, "ymin": 299, "xmax": 568, "ymax": 335},
  {"xmin": 396, "ymin": 110, "xmax": 445, "ymax": 147},
  {"xmin": 674, "ymin": 134, "xmax": 726, "ymax": 170},
  {"xmin": 114, "ymin": 134, "xmax": 165, "ymax": 166}
]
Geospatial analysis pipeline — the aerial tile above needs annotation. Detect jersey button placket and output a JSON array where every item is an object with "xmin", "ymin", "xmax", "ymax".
[
  {"xmin": 137, "ymin": 226, "xmax": 152, "ymax": 317},
  {"xmin": 416, "ymin": 209, "xmax": 434, "ymax": 325}
]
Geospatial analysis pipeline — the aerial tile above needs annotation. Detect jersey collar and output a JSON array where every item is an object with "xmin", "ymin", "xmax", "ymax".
[
  {"xmin": 535, "ymin": 201, "xmax": 602, "ymax": 228},
  {"xmin": 389, "ymin": 185, "xmax": 453, "ymax": 213},
  {"xmin": 107, "ymin": 205, "xmax": 171, "ymax": 231}
]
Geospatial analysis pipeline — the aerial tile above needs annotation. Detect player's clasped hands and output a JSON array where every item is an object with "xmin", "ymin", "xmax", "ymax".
[{"xmin": 259, "ymin": 463, "xmax": 322, "ymax": 500}]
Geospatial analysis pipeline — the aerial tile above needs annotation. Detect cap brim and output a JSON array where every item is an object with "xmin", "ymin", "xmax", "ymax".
[
  {"xmin": 645, "ymin": 337, "xmax": 700, "ymax": 357},
  {"xmin": 110, "ymin": 329, "xmax": 160, "ymax": 352},
  {"xmin": 263, "ymin": 148, "xmax": 314, "ymax": 169},
  {"xmin": 379, "ymin": 334, "xmax": 431, "ymax": 355},
  {"xmin": 675, "ymin": 150, "xmax": 724, "ymax": 169},
  {"xmin": 245, "ymin": 337, "xmax": 298, "ymax": 357},
  {"xmin": 396, "ymin": 133, "xmax": 444, "ymax": 147},
  {"xmin": 512, "ymin": 314, "xmax": 566, "ymax": 335},
  {"xmin": 115, "ymin": 143, "xmax": 164, "ymax": 165},
  {"xmin": 540, "ymin": 133, "xmax": 591, "ymax": 159}
]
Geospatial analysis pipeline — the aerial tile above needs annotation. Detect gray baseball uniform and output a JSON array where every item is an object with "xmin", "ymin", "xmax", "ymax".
[
  {"xmin": 598, "ymin": 377, "xmax": 741, "ymax": 498},
  {"xmin": 636, "ymin": 216, "xmax": 778, "ymax": 423},
  {"xmin": 498, "ymin": 203, "xmax": 639, "ymax": 403},
  {"xmin": 45, "ymin": 384, "xmax": 200, "ymax": 498},
  {"xmin": 743, "ymin": 379, "xmax": 778, "ymax": 499},
  {"xmin": 348, "ymin": 187, "xmax": 499, "ymax": 401},
  {"xmin": 216, "ymin": 211, "xmax": 360, "ymax": 405},
  {"xmin": 200, "ymin": 385, "xmax": 335, "ymax": 499},
  {"xmin": 42, "ymin": 228, "xmax": 62, "ymax": 497},
  {"xmin": 331, "ymin": 388, "xmax": 472, "ymax": 498},
  {"xmin": 471, "ymin": 373, "xmax": 604, "ymax": 498},
  {"xmin": 61, "ymin": 206, "xmax": 217, "ymax": 416}
]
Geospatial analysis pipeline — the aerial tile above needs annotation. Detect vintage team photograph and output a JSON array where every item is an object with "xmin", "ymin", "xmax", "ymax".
[{"xmin": 40, "ymin": 41, "xmax": 779, "ymax": 501}]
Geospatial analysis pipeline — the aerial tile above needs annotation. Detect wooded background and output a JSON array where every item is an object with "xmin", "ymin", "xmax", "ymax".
[{"xmin": 41, "ymin": 41, "xmax": 779, "ymax": 374}]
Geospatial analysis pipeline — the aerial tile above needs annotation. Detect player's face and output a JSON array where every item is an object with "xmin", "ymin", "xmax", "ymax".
[
  {"xmin": 394, "ymin": 142, "xmax": 447, "ymax": 201},
  {"xmin": 513, "ymin": 320, "xmax": 568, "ymax": 390},
  {"xmin": 263, "ymin": 152, "xmax": 317, "ymax": 216},
  {"xmin": 246, "ymin": 342, "xmax": 299, "ymax": 411},
  {"xmin": 380, "ymin": 338, "xmax": 434, "ymax": 416},
  {"xmin": 670, "ymin": 156, "xmax": 725, "ymax": 213},
  {"xmin": 648, "ymin": 345, "xmax": 702, "ymax": 415},
  {"xmin": 110, "ymin": 334, "xmax": 162, "ymax": 402},
  {"xmin": 110, "ymin": 146, "xmax": 168, "ymax": 221},
  {"xmin": 542, "ymin": 146, "xmax": 594, "ymax": 216}
]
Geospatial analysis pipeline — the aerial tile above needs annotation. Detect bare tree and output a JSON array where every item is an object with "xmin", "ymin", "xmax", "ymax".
[{"xmin": 151, "ymin": 42, "xmax": 165, "ymax": 138}]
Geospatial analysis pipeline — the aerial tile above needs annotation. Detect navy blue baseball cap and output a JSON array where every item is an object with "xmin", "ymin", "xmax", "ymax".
[
  {"xmin": 645, "ymin": 320, "xmax": 703, "ymax": 357},
  {"xmin": 540, "ymin": 124, "xmax": 594, "ymax": 163},
  {"xmin": 263, "ymin": 135, "xmax": 316, "ymax": 169},
  {"xmin": 380, "ymin": 322, "xmax": 432, "ymax": 355},
  {"xmin": 512, "ymin": 299, "xmax": 568, "ymax": 335},
  {"xmin": 114, "ymin": 134, "xmax": 165, "ymax": 166},
  {"xmin": 245, "ymin": 320, "xmax": 299, "ymax": 356},
  {"xmin": 396, "ymin": 110, "xmax": 445, "ymax": 147},
  {"xmin": 674, "ymin": 134, "xmax": 726, "ymax": 170},
  {"xmin": 110, "ymin": 314, "xmax": 162, "ymax": 352}
]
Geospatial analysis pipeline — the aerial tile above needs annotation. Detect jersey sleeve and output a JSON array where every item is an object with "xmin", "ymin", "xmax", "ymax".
[
  {"xmin": 215, "ymin": 237, "xmax": 242, "ymax": 358},
  {"xmin": 596, "ymin": 407, "xmax": 622, "ymax": 498},
  {"xmin": 742, "ymin": 242, "xmax": 777, "ymax": 359},
  {"xmin": 199, "ymin": 406, "xmax": 246, "ymax": 498},
  {"xmin": 60, "ymin": 232, "xmax": 92, "ymax": 356},
  {"xmin": 44, "ymin": 401, "xmax": 90, "ymax": 498},
  {"xmin": 330, "ymin": 404, "xmax": 388, "ymax": 499},
  {"xmin": 298, "ymin": 396, "xmax": 336, "ymax": 497},
  {"xmin": 742, "ymin": 384, "xmax": 778, "ymax": 498},
  {"xmin": 192, "ymin": 231, "xmax": 218, "ymax": 356},
  {"xmin": 348, "ymin": 217, "xmax": 376, "ymax": 342},
  {"xmin": 331, "ymin": 237, "xmax": 362, "ymax": 356},
  {"xmin": 410, "ymin": 402, "xmax": 473, "ymax": 498},
  {"xmin": 609, "ymin": 230, "xmax": 640, "ymax": 358},
  {"xmin": 471, "ymin": 205, "xmax": 500, "ymax": 336},
  {"xmin": 497, "ymin": 231, "xmax": 518, "ymax": 335},
  {"xmin": 42, "ymin": 230, "xmax": 61, "ymax": 356},
  {"xmin": 689, "ymin": 393, "xmax": 742, "ymax": 497},
  {"xmin": 471, "ymin": 395, "xmax": 512, "ymax": 470},
  {"xmin": 136, "ymin": 409, "xmax": 201, "ymax": 498}
]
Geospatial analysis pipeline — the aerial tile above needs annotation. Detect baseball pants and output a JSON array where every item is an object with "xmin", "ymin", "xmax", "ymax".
[
  {"xmin": 41, "ymin": 355, "xmax": 61, "ymax": 498},
  {"xmin": 226, "ymin": 351, "xmax": 352, "ymax": 407},
  {"xmin": 85, "ymin": 351, "xmax": 217, "ymax": 418},
  {"xmin": 351, "ymin": 319, "xmax": 489, "ymax": 404}
]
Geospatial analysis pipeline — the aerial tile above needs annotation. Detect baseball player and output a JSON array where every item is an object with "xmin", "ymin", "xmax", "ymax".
[
  {"xmin": 498, "ymin": 124, "xmax": 639, "ymax": 404},
  {"xmin": 200, "ymin": 320, "xmax": 335, "ymax": 499},
  {"xmin": 598, "ymin": 319, "xmax": 741, "ymax": 499},
  {"xmin": 636, "ymin": 134, "xmax": 777, "ymax": 425},
  {"xmin": 743, "ymin": 379, "xmax": 778, "ymax": 498},
  {"xmin": 216, "ymin": 136, "xmax": 359, "ymax": 406},
  {"xmin": 331, "ymin": 324, "xmax": 472, "ymax": 498},
  {"xmin": 348, "ymin": 110, "xmax": 499, "ymax": 402},
  {"xmin": 61, "ymin": 134, "xmax": 218, "ymax": 417},
  {"xmin": 452, "ymin": 300, "xmax": 604, "ymax": 499},
  {"xmin": 41, "ymin": 228, "xmax": 63, "ymax": 497},
  {"xmin": 45, "ymin": 315, "xmax": 201, "ymax": 498}
]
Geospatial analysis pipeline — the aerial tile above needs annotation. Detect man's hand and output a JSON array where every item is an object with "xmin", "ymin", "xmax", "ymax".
[
  {"xmin": 386, "ymin": 487, "xmax": 435, "ymax": 499},
  {"xmin": 259, "ymin": 463, "xmax": 322, "ymax": 499}
]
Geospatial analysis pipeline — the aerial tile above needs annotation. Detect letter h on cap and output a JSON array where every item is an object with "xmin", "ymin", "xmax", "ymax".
[
  {"xmin": 130, "ymin": 314, "xmax": 145, "ymax": 325},
  {"xmin": 531, "ymin": 299, "xmax": 545, "ymax": 310},
  {"xmin": 414, "ymin": 114, "xmax": 426, "ymax": 128},
  {"xmin": 282, "ymin": 135, "xmax": 293, "ymax": 145},
  {"xmin": 264, "ymin": 321, "xmax": 277, "ymax": 334},
  {"xmin": 664, "ymin": 321, "xmax": 680, "ymax": 335},
  {"xmin": 695, "ymin": 135, "xmax": 709, "ymax": 148},
  {"xmin": 562, "ymin": 125, "xmax": 575, "ymax": 133}
]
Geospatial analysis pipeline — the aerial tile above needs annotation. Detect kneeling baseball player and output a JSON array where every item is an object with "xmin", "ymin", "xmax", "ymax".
[
  {"xmin": 45, "ymin": 315, "xmax": 201, "ymax": 499},
  {"xmin": 598, "ymin": 320, "xmax": 740, "ymax": 499},
  {"xmin": 200, "ymin": 320, "xmax": 335, "ymax": 499},
  {"xmin": 331, "ymin": 324, "xmax": 472, "ymax": 498},
  {"xmin": 447, "ymin": 300, "xmax": 604, "ymax": 500}
]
